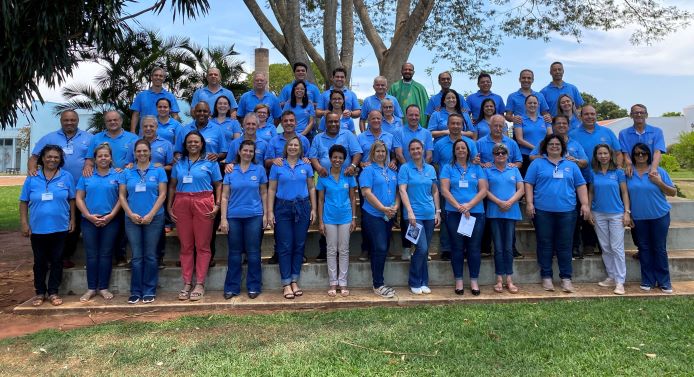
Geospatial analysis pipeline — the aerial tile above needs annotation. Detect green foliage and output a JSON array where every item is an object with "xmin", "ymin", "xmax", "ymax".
[
  {"xmin": 177, "ymin": 44, "xmax": 249, "ymax": 105},
  {"xmin": 580, "ymin": 92, "xmax": 628, "ymax": 121},
  {"xmin": 660, "ymin": 154, "xmax": 680, "ymax": 173},
  {"xmin": 246, "ymin": 63, "xmax": 325, "ymax": 94},
  {"xmin": 670, "ymin": 131, "xmax": 694, "ymax": 169},
  {"xmin": 662, "ymin": 111, "xmax": 683, "ymax": 117}
]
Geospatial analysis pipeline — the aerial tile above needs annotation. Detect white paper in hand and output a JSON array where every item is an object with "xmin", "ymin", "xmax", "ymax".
[
  {"xmin": 457, "ymin": 215, "xmax": 476, "ymax": 237},
  {"xmin": 405, "ymin": 223, "xmax": 423, "ymax": 244}
]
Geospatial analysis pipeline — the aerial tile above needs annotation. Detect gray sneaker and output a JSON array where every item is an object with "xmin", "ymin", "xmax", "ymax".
[
  {"xmin": 561, "ymin": 279, "xmax": 575, "ymax": 293},
  {"xmin": 598, "ymin": 277, "xmax": 615, "ymax": 287},
  {"xmin": 542, "ymin": 278, "xmax": 555, "ymax": 291},
  {"xmin": 373, "ymin": 285, "xmax": 395, "ymax": 298},
  {"xmin": 614, "ymin": 283, "xmax": 625, "ymax": 295}
]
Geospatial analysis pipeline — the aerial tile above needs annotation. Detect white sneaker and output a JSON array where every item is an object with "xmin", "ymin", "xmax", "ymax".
[
  {"xmin": 661, "ymin": 287, "xmax": 673, "ymax": 294},
  {"xmin": 420, "ymin": 286, "xmax": 431, "ymax": 294},
  {"xmin": 401, "ymin": 249, "xmax": 411, "ymax": 261},
  {"xmin": 561, "ymin": 279, "xmax": 575, "ymax": 293},
  {"xmin": 598, "ymin": 277, "xmax": 616, "ymax": 287},
  {"xmin": 614, "ymin": 283, "xmax": 625, "ymax": 295},
  {"xmin": 640, "ymin": 285, "xmax": 652, "ymax": 291},
  {"xmin": 410, "ymin": 287, "xmax": 422, "ymax": 295}
]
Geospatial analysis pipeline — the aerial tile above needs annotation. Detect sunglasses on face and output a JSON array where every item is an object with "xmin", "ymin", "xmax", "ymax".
[
  {"xmin": 494, "ymin": 151, "xmax": 507, "ymax": 156},
  {"xmin": 635, "ymin": 151, "xmax": 648, "ymax": 157}
]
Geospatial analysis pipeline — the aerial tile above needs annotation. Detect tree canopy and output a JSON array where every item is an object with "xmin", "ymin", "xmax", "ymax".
[
  {"xmin": 581, "ymin": 92, "xmax": 629, "ymax": 121},
  {"xmin": 245, "ymin": 63, "xmax": 326, "ymax": 94}
]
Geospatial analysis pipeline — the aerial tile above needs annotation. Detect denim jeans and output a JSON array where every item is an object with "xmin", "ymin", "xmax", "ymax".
[
  {"xmin": 362, "ymin": 212, "xmax": 394, "ymax": 288},
  {"xmin": 224, "ymin": 215, "xmax": 264, "ymax": 294},
  {"xmin": 63, "ymin": 213, "xmax": 81, "ymax": 261},
  {"xmin": 534, "ymin": 209, "xmax": 577, "ymax": 279},
  {"xmin": 125, "ymin": 213, "xmax": 164, "ymax": 297},
  {"xmin": 446, "ymin": 211, "xmax": 485, "ymax": 280},
  {"xmin": 30, "ymin": 231, "xmax": 67, "ymax": 295},
  {"xmin": 409, "ymin": 219, "xmax": 435, "ymax": 288},
  {"xmin": 82, "ymin": 218, "xmax": 119, "ymax": 290},
  {"xmin": 633, "ymin": 213, "xmax": 671, "ymax": 289},
  {"xmin": 438, "ymin": 194, "xmax": 451, "ymax": 253},
  {"xmin": 275, "ymin": 198, "xmax": 311, "ymax": 286},
  {"xmin": 490, "ymin": 218, "xmax": 516, "ymax": 276},
  {"xmin": 593, "ymin": 211, "xmax": 626, "ymax": 283}
]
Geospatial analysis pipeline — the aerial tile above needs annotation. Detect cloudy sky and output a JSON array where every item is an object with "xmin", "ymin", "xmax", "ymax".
[{"xmin": 38, "ymin": 0, "xmax": 694, "ymax": 117}]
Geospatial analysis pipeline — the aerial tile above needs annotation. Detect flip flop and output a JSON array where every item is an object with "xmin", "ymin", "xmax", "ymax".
[
  {"xmin": 80, "ymin": 290, "xmax": 96, "ymax": 302},
  {"xmin": 48, "ymin": 294, "xmax": 63, "ymax": 306},
  {"xmin": 31, "ymin": 295, "xmax": 45, "ymax": 306},
  {"xmin": 178, "ymin": 283, "xmax": 192, "ymax": 300}
]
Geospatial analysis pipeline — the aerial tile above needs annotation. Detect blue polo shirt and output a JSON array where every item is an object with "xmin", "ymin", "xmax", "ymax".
[
  {"xmin": 427, "ymin": 109, "xmax": 475, "ymax": 142},
  {"xmin": 237, "ymin": 90, "xmax": 282, "ymax": 123},
  {"xmin": 477, "ymin": 135, "xmax": 522, "ymax": 165},
  {"xmin": 317, "ymin": 114, "xmax": 355, "ymax": 133},
  {"xmin": 618, "ymin": 124, "xmax": 666, "ymax": 155},
  {"xmin": 257, "ymin": 124, "xmax": 278, "ymax": 143},
  {"xmin": 223, "ymin": 163, "xmax": 268, "ymax": 218},
  {"xmin": 317, "ymin": 171, "xmax": 357, "ymax": 224},
  {"xmin": 269, "ymin": 160, "xmax": 314, "ymax": 200},
  {"xmin": 569, "ymin": 124, "xmax": 620, "ymax": 164},
  {"xmin": 432, "ymin": 136, "xmax": 478, "ymax": 166},
  {"xmin": 484, "ymin": 165, "xmax": 522, "ymax": 220},
  {"xmin": 19, "ymin": 169, "xmax": 75, "ymax": 234},
  {"xmin": 626, "ymin": 167, "xmax": 673, "ymax": 220},
  {"xmin": 130, "ymin": 88, "xmax": 180, "ymax": 118},
  {"xmin": 505, "ymin": 90, "xmax": 550, "ymax": 117},
  {"xmin": 76, "ymin": 168, "xmax": 120, "ymax": 215},
  {"xmin": 156, "ymin": 117, "xmax": 183, "ymax": 144},
  {"xmin": 266, "ymin": 133, "xmax": 311, "ymax": 159},
  {"xmin": 32, "ymin": 129, "xmax": 93, "ymax": 185},
  {"xmin": 226, "ymin": 137, "xmax": 269, "ymax": 165},
  {"xmin": 360, "ymin": 94, "xmax": 403, "ymax": 120},
  {"xmin": 440, "ymin": 163, "xmax": 486, "ymax": 213},
  {"xmin": 125, "ymin": 137, "xmax": 174, "ymax": 166},
  {"xmin": 174, "ymin": 122, "xmax": 228, "ymax": 155},
  {"xmin": 359, "ymin": 164, "xmax": 398, "ymax": 217},
  {"xmin": 524, "ymin": 157, "xmax": 587, "ymax": 212},
  {"xmin": 357, "ymin": 130, "xmax": 394, "ymax": 162},
  {"xmin": 381, "ymin": 117, "xmax": 403, "ymax": 135},
  {"xmin": 476, "ymin": 119, "xmax": 491, "ymax": 139},
  {"xmin": 514, "ymin": 115, "xmax": 551, "ymax": 155},
  {"xmin": 318, "ymin": 86, "xmax": 361, "ymax": 111},
  {"xmin": 540, "ymin": 82, "xmax": 584, "ymax": 116},
  {"xmin": 118, "ymin": 164, "xmax": 167, "ymax": 216},
  {"xmin": 569, "ymin": 115, "xmax": 582, "ymax": 131},
  {"xmin": 171, "ymin": 157, "xmax": 222, "ymax": 192},
  {"xmin": 590, "ymin": 169, "xmax": 626, "ymax": 214},
  {"xmin": 398, "ymin": 161, "xmax": 437, "ymax": 220},
  {"xmin": 393, "ymin": 126, "xmax": 434, "ymax": 162},
  {"xmin": 282, "ymin": 102, "xmax": 316, "ymax": 134},
  {"xmin": 87, "ymin": 130, "xmax": 138, "ymax": 169},
  {"xmin": 210, "ymin": 117, "xmax": 242, "ymax": 141},
  {"xmin": 466, "ymin": 91, "xmax": 506, "ymax": 120},
  {"xmin": 191, "ymin": 86, "xmax": 238, "ymax": 109},
  {"xmin": 279, "ymin": 80, "xmax": 322, "ymax": 105},
  {"xmin": 309, "ymin": 130, "xmax": 362, "ymax": 171},
  {"xmin": 530, "ymin": 137, "xmax": 589, "ymax": 179},
  {"xmin": 425, "ymin": 91, "xmax": 470, "ymax": 115}
]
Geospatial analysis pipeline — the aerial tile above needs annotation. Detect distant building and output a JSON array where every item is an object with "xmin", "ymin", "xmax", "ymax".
[{"xmin": 598, "ymin": 105, "xmax": 694, "ymax": 147}]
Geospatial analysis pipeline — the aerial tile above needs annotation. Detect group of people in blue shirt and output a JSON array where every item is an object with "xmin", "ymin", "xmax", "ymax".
[{"xmin": 20, "ymin": 61, "xmax": 677, "ymax": 306}]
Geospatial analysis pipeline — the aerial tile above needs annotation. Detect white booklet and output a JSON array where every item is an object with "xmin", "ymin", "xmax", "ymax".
[
  {"xmin": 405, "ymin": 222, "xmax": 423, "ymax": 244},
  {"xmin": 457, "ymin": 215, "xmax": 476, "ymax": 237}
]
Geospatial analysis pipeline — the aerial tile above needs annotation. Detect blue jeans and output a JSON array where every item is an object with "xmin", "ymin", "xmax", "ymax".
[
  {"xmin": 438, "ymin": 194, "xmax": 451, "ymax": 253},
  {"xmin": 409, "ymin": 219, "xmax": 435, "ymax": 288},
  {"xmin": 633, "ymin": 213, "xmax": 671, "ymax": 289},
  {"xmin": 225, "ymin": 215, "xmax": 264, "ymax": 294},
  {"xmin": 534, "ymin": 209, "xmax": 577, "ymax": 279},
  {"xmin": 82, "ymin": 218, "xmax": 119, "ymax": 290},
  {"xmin": 490, "ymin": 218, "xmax": 516, "ymax": 276},
  {"xmin": 446, "ymin": 211, "xmax": 485, "ymax": 280},
  {"xmin": 362, "ymin": 212, "xmax": 394, "ymax": 288},
  {"xmin": 125, "ymin": 213, "xmax": 164, "ymax": 297},
  {"xmin": 275, "ymin": 198, "xmax": 311, "ymax": 286}
]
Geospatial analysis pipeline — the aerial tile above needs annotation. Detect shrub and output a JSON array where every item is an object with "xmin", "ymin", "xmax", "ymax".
[
  {"xmin": 660, "ymin": 154, "xmax": 680, "ymax": 173},
  {"xmin": 670, "ymin": 131, "xmax": 694, "ymax": 169}
]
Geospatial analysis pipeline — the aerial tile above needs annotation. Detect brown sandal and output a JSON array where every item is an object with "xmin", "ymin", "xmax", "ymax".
[
  {"xmin": 48, "ymin": 294, "xmax": 63, "ymax": 306},
  {"xmin": 178, "ymin": 283, "xmax": 192, "ymax": 300},
  {"xmin": 189, "ymin": 284, "xmax": 205, "ymax": 301},
  {"xmin": 31, "ymin": 295, "xmax": 45, "ymax": 306}
]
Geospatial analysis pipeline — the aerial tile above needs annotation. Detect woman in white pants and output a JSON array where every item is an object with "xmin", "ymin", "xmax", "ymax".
[{"xmin": 588, "ymin": 144, "xmax": 631, "ymax": 295}]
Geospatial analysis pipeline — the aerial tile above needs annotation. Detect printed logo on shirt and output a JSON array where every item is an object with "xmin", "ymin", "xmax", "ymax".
[
  {"xmin": 156, "ymin": 147, "xmax": 164, "ymax": 154},
  {"xmin": 57, "ymin": 181, "xmax": 66, "ymax": 188},
  {"xmin": 300, "ymin": 169, "xmax": 306, "ymax": 174},
  {"xmin": 205, "ymin": 138, "xmax": 213, "ymax": 144},
  {"xmin": 510, "ymin": 175, "xmax": 516, "ymax": 181},
  {"xmin": 471, "ymin": 173, "xmax": 477, "ymax": 179},
  {"xmin": 343, "ymin": 183, "xmax": 349, "ymax": 188},
  {"xmin": 250, "ymin": 176, "xmax": 258, "ymax": 181},
  {"xmin": 608, "ymin": 173, "xmax": 617, "ymax": 180},
  {"xmin": 200, "ymin": 165, "xmax": 209, "ymax": 171},
  {"xmin": 564, "ymin": 167, "xmax": 571, "ymax": 173},
  {"xmin": 109, "ymin": 180, "xmax": 118, "ymax": 185},
  {"xmin": 149, "ymin": 176, "xmax": 157, "ymax": 182},
  {"xmin": 600, "ymin": 137, "xmax": 607, "ymax": 142}
]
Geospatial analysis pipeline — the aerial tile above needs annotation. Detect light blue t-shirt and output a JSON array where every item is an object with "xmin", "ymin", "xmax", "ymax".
[
  {"xmin": 466, "ymin": 91, "xmax": 505, "ymax": 120},
  {"xmin": 393, "ymin": 126, "xmax": 434, "ymax": 163},
  {"xmin": 484, "ymin": 165, "xmax": 522, "ymax": 220},
  {"xmin": 318, "ymin": 87, "xmax": 361, "ymax": 111},
  {"xmin": 569, "ymin": 124, "xmax": 620, "ymax": 165},
  {"xmin": 398, "ymin": 161, "xmax": 437, "ymax": 220},
  {"xmin": 171, "ymin": 157, "xmax": 222, "ymax": 193},
  {"xmin": 529, "ymin": 137, "xmax": 589, "ymax": 179},
  {"xmin": 360, "ymin": 94, "xmax": 403, "ymax": 120},
  {"xmin": 118, "ymin": 164, "xmax": 168, "ymax": 216},
  {"xmin": 32, "ymin": 129, "xmax": 93, "ymax": 185},
  {"xmin": 440, "ymin": 163, "xmax": 486, "ymax": 213},
  {"xmin": 381, "ymin": 117, "xmax": 403, "ymax": 135},
  {"xmin": 226, "ymin": 137, "xmax": 269, "ymax": 165},
  {"xmin": 318, "ymin": 114, "xmax": 355, "ymax": 133},
  {"xmin": 475, "ymin": 119, "xmax": 491, "ymax": 139},
  {"xmin": 359, "ymin": 164, "xmax": 398, "ymax": 218},
  {"xmin": 87, "ymin": 130, "xmax": 138, "ymax": 169},
  {"xmin": 257, "ymin": 123, "xmax": 278, "ymax": 143},
  {"xmin": 76, "ymin": 168, "xmax": 120, "ymax": 215},
  {"xmin": 19, "ymin": 169, "xmax": 76, "ymax": 234},
  {"xmin": 357, "ymin": 130, "xmax": 394, "ymax": 163},
  {"xmin": 317, "ymin": 171, "xmax": 357, "ymax": 224},
  {"xmin": 505, "ymin": 90, "xmax": 550, "ymax": 117},
  {"xmin": 514, "ymin": 115, "xmax": 551, "ymax": 155},
  {"xmin": 125, "ymin": 137, "xmax": 174, "ymax": 167},
  {"xmin": 223, "ymin": 163, "xmax": 268, "ymax": 218},
  {"xmin": 191, "ymin": 86, "xmax": 238, "ymax": 110},
  {"xmin": 524, "ymin": 157, "xmax": 587, "ymax": 212},
  {"xmin": 156, "ymin": 117, "xmax": 183, "ymax": 145},
  {"xmin": 269, "ymin": 160, "xmax": 314, "ymax": 201},
  {"xmin": 626, "ymin": 167, "xmax": 673, "ymax": 220},
  {"xmin": 618, "ymin": 124, "xmax": 667, "ymax": 155},
  {"xmin": 309, "ymin": 130, "xmax": 362, "ymax": 172},
  {"xmin": 477, "ymin": 135, "xmax": 523, "ymax": 165},
  {"xmin": 237, "ymin": 90, "xmax": 283, "ymax": 124},
  {"xmin": 425, "ymin": 91, "xmax": 470, "ymax": 115},
  {"xmin": 590, "ymin": 169, "xmax": 626, "ymax": 214},
  {"xmin": 279, "ymin": 80, "xmax": 322, "ymax": 105},
  {"xmin": 130, "ymin": 88, "xmax": 180, "ymax": 118},
  {"xmin": 427, "ymin": 109, "xmax": 475, "ymax": 142},
  {"xmin": 210, "ymin": 117, "xmax": 242, "ymax": 141}
]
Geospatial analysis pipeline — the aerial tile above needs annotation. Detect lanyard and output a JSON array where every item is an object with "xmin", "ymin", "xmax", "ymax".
[
  {"xmin": 454, "ymin": 162, "xmax": 468, "ymax": 178},
  {"xmin": 43, "ymin": 170, "xmax": 58, "ymax": 192},
  {"xmin": 64, "ymin": 132, "xmax": 77, "ymax": 145},
  {"xmin": 137, "ymin": 167, "xmax": 149, "ymax": 182},
  {"xmin": 187, "ymin": 157, "xmax": 201, "ymax": 174}
]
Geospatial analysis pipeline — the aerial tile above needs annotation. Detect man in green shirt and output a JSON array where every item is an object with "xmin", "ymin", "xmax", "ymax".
[{"xmin": 388, "ymin": 62, "xmax": 430, "ymax": 127}]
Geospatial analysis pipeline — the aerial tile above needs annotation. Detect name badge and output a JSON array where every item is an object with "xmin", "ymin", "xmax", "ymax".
[
  {"xmin": 135, "ymin": 183, "xmax": 147, "ymax": 192},
  {"xmin": 553, "ymin": 170, "xmax": 564, "ymax": 179},
  {"xmin": 41, "ymin": 192, "xmax": 54, "ymax": 201},
  {"xmin": 459, "ymin": 180, "xmax": 469, "ymax": 188},
  {"xmin": 63, "ymin": 145, "xmax": 74, "ymax": 155},
  {"xmin": 182, "ymin": 175, "xmax": 193, "ymax": 184}
]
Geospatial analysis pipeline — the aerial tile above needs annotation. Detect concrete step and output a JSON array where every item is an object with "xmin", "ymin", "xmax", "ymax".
[
  {"xmin": 58, "ymin": 250, "xmax": 694, "ymax": 294},
  {"xmin": 16, "ymin": 281, "xmax": 694, "ymax": 315}
]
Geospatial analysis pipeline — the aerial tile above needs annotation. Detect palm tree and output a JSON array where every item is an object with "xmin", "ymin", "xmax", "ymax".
[{"xmin": 178, "ymin": 43, "xmax": 248, "ymax": 105}]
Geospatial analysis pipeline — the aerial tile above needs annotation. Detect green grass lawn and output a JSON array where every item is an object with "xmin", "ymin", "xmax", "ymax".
[
  {"xmin": 670, "ymin": 169, "xmax": 694, "ymax": 179},
  {"xmin": 2, "ymin": 297, "xmax": 692, "ymax": 376},
  {"xmin": 0, "ymin": 186, "xmax": 20, "ymax": 231}
]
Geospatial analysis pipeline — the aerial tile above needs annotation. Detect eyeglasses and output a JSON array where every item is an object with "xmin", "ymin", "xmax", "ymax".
[
  {"xmin": 494, "ymin": 151, "xmax": 507, "ymax": 156},
  {"xmin": 382, "ymin": 106, "xmax": 393, "ymax": 109},
  {"xmin": 631, "ymin": 111, "xmax": 647, "ymax": 116}
]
